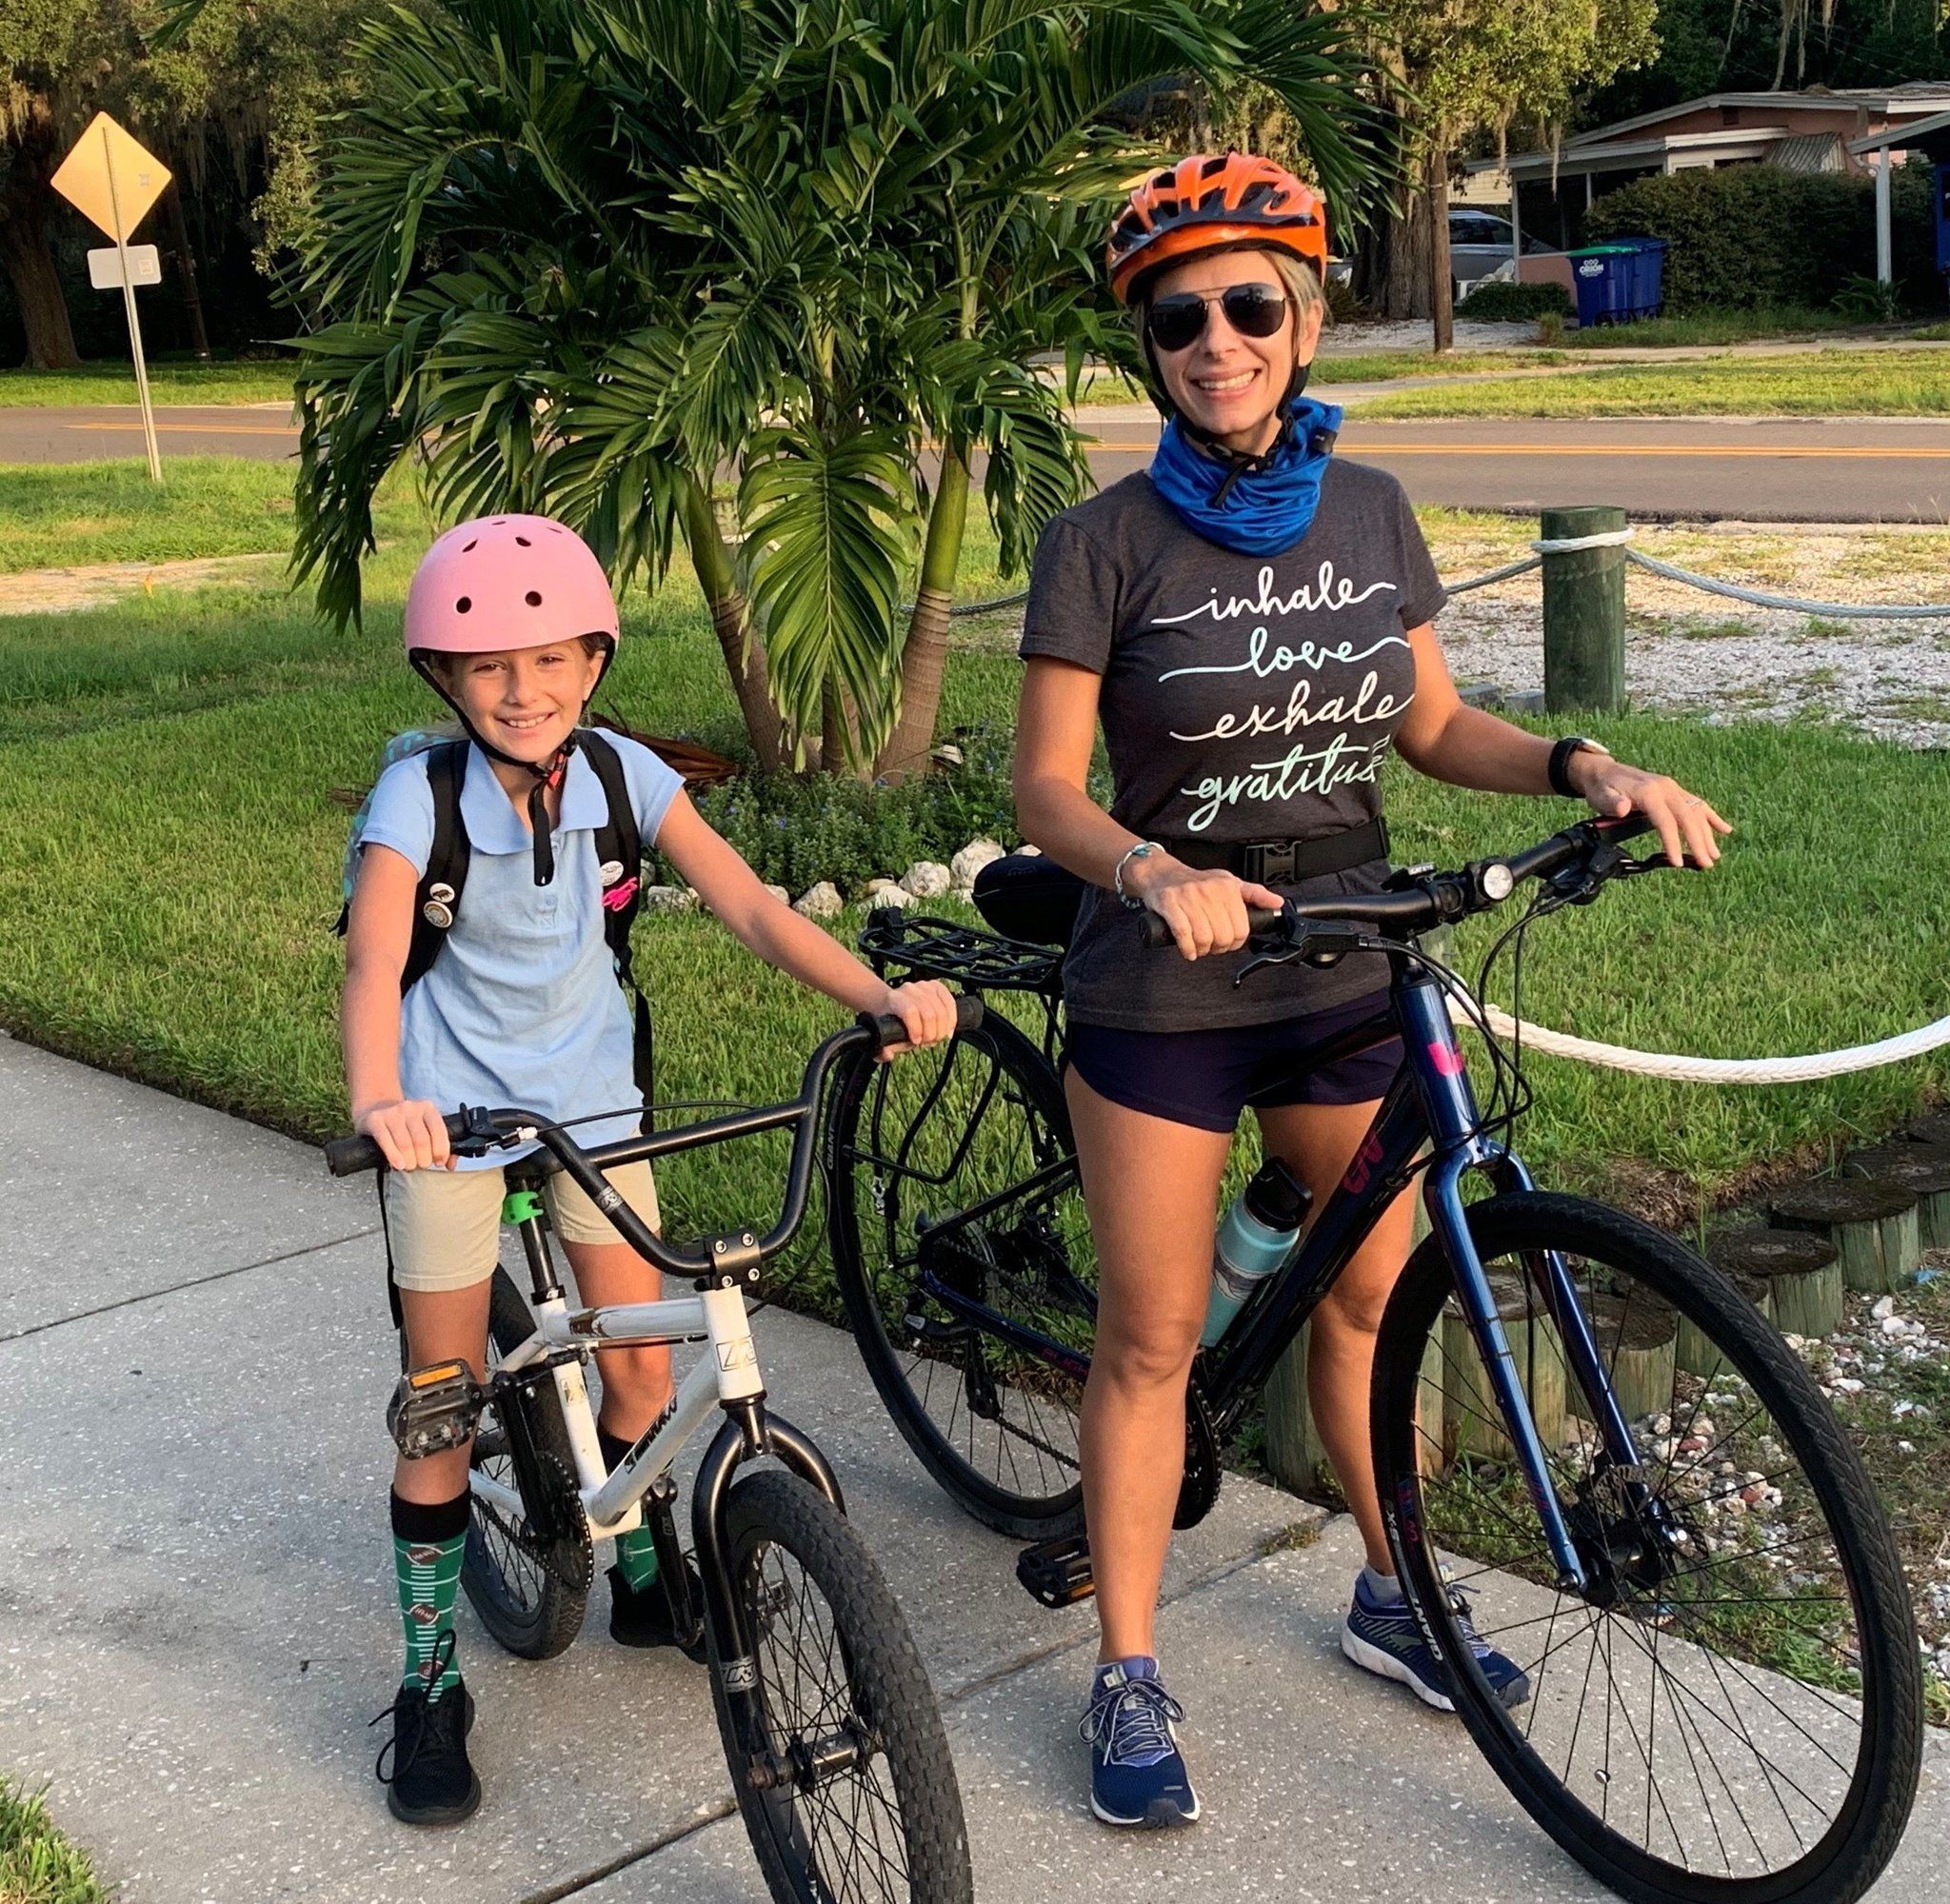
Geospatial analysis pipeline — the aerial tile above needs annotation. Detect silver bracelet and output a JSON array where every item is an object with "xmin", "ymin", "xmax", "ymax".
[{"xmin": 1112, "ymin": 840, "xmax": 1157, "ymax": 910}]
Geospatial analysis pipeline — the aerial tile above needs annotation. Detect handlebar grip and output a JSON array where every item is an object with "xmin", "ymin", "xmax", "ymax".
[
  {"xmin": 1139, "ymin": 905, "xmax": 1284, "ymax": 951},
  {"xmin": 325, "ymin": 1133, "xmax": 386, "ymax": 1177},
  {"xmin": 325, "ymin": 1109, "xmax": 481, "ymax": 1177},
  {"xmin": 862, "ymin": 991, "xmax": 985, "ymax": 1050}
]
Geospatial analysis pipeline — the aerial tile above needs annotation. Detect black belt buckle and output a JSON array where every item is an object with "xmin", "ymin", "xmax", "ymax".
[{"xmin": 1243, "ymin": 840, "xmax": 1299, "ymax": 886}]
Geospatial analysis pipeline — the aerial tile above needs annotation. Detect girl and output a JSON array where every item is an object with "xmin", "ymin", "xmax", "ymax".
[
  {"xmin": 1010, "ymin": 156, "xmax": 1731, "ymax": 1828},
  {"xmin": 344, "ymin": 514, "xmax": 958, "ymax": 1825}
]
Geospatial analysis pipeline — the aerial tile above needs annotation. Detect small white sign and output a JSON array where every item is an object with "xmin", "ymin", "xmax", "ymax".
[{"xmin": 88, "ymin": 244, "xmax": 161, "ymax": 291}]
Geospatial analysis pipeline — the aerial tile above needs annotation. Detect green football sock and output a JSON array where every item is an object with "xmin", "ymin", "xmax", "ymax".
[
  {"xmin": 599, "ymin": 1424, "xmax": 662, "ymax": 1591},
  {"xmin": 390, "ymin": 1489, "xmax": 468, "ymax": 1700}
]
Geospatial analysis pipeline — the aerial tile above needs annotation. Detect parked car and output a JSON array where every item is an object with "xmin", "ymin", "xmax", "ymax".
[{"xmin": 1448, "ymin": 208, "xmax": 1559, "ymax": 293}]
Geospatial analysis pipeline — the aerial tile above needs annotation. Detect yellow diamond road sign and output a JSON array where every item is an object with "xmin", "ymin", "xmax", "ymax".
[{"xmin": 51, "ymin": 112, "xmax": 172, "ymax": 244}]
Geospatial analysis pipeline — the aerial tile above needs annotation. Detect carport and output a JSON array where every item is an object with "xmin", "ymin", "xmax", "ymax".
[{"xmin": 1849, "ymin": 109, "xmax": 1950, "ymax": 282}]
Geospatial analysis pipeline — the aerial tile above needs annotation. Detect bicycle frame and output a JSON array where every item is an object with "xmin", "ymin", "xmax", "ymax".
[{"xmin": 913, "ymin": 949, "xmax": 1644, "ymax": 1596}]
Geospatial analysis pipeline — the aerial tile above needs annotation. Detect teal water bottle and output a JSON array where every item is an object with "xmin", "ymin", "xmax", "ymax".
[{"xmin": 1201, "ymin": 1160, "xmax": 1312, "ymax": 1347}]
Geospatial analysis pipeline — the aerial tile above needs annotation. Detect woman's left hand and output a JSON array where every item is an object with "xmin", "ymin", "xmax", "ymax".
[
  {"xmin": 876, "ymin": 980, "xmax": 962, "ymax": 1060},
  {"xmin": 1570, "ymin": 751, "xmax": 1733, "ymax": 869}
]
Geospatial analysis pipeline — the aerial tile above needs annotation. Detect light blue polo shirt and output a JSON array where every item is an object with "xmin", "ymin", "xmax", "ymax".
[{"xmin": 360, "ymin": 734, "xmax": 684, "ymax": 1168}]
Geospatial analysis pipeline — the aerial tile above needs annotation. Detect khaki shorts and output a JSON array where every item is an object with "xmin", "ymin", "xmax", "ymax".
[{"xmin": 383, "ymin": 1159, "xmax": 662, "ymax": 1293}]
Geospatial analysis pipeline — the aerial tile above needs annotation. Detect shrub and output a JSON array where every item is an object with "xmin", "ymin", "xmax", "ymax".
[
  {"xmin": 662, "ymin": 724, "xmax": 1019, "ymax": 894},
  {"xmin": 1585, "ymin": 165, "xmax": 1940, "ymax": 315},
  {"xmin": 1455, "ymin": 279, "xmax": 1574, "ymax": 322}
]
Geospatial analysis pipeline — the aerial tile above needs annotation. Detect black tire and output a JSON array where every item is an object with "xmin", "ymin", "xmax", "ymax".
[
  {"xmin": 1372, "ymin": 1192, "xmax": 1922, "ymax": 1904},
  {"xmin": 707, "ymin": 1470, "xmax": 972, "ymax": 1904},
  {"xmin": 459, "ymin": 1267, "xmax": 587, "ymax": 1660},
  {"xmin": 826, "ymin": 1007, "xmax": 1094, "ymax": 1538}
]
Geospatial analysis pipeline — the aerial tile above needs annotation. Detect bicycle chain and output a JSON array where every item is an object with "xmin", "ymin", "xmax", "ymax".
[{"xmin": 473, "ymin": 1449, "xmax": 593, "ymax": 1596}]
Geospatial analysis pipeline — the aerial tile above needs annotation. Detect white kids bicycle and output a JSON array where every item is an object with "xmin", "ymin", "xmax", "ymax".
[{"xmin": 328, "ymin": 1002, "xmax": 982, "ymax": 1904}]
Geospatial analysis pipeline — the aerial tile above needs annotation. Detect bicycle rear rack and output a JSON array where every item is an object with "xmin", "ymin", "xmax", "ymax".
[{"xmin": 860, "ymin": 909, "xmax": 1062, "ymax": 994}]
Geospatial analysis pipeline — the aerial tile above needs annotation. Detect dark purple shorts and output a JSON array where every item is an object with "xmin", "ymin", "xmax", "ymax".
[{"xmin": 1062, "ymin": 991, "xmax": 1403, "ymax": 1135}]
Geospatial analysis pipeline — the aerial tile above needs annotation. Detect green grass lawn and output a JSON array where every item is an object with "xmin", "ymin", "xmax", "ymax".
[
  {"xmin": 0, "ymin": 1779, "xmax": 106, "ymax": 1904},
  {"xmin": 0, "ymin": 460, "xmax": 433, "ymax": 574},
  {"xmin": 2, "ymin": 506, "xmax": 1945, "ymax": 1283},
  {"xmin": 0, "ymin": 357, "xmax": 296, "ymax": 408},
  {"xmin": 1361, "ymin": 347, "xmax": 1950, "ymax": 419}
]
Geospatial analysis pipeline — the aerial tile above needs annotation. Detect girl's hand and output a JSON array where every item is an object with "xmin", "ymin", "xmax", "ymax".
[
  {"xmin": 1569, "ymin": 752, "xmax": 1733, "ymax": 869},
  {"xmin": 1124, "ymin": 852, "xmax": 1284, "ymax": 962},
  {"xmin": 354, "ymin": 1098, "xmax": 454, "ymax": 1171},
  {"xmin": 876, "ymin": 981, "xmax": 961, "ymax": 1060}
]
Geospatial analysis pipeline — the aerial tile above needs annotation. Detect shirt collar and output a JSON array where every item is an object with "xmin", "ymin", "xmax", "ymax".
[{"xmin": 458, "ymin": 741, "xmax": 607, "ymax": 856}]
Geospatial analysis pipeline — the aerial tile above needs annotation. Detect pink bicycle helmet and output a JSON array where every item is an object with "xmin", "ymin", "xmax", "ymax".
[{"xmin": 404, "ymin": 513, "xmax": 621, "ymax": 659}]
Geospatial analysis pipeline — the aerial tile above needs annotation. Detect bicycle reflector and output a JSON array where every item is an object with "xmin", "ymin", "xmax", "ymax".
[{"xmin": 387, "ymin": 1359, "xmax": 487, "ymax": 1460}]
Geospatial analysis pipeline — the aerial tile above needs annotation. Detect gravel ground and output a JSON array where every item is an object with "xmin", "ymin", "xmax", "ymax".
[
  {"xmin": 1423, "ymin": 520, "xmax": 1950, "ymax": 750},
  {"xmin": 1317, "ymin": 319, "xmax": 1542, "ymax": 355}
]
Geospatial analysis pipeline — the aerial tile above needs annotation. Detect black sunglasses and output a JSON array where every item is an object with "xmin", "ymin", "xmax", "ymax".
[{"xmin": 1144, "ymin": 282, "xmax": 1289, "ymax": 353}]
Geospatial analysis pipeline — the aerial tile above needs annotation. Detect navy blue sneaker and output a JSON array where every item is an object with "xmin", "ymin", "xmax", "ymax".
[
  {"xmin": 1080, "ymin": 1656, "xmax": 1200, "ymax": 1828},
  {"xmin": 1341, "ymin": 1572, "xmax": 1530, "ymax": 1713}
]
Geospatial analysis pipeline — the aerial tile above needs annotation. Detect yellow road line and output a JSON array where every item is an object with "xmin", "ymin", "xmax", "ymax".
[
  {"xmin": 64, "ymin": 421, "xmax": 297, "ymax": 436},
  {"xmin": 1082, "ymin": 438, "xmax": 1950, "ymax": 459}
]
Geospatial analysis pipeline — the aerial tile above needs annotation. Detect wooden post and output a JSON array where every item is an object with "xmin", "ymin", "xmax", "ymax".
[
  {"xmin": 1903, "ymin": 1109, "xmax": 1950, "ymax": 1148},
  {"xmin": 1713, "ymin": 1226, "xmax": 1844, "ymax": 1340},
  {"xmin": 1584, "ymin": 1291, "xmax": 1678, "ymax": 1425},
  {"xmin": 1540, "ymin": 505, "xmax": 1626, "ymax": 715},
  {"xmin": 1771, "ymin": 1179, "xmax": 1920, "ymax": 1298},
  {"xmin": 1841, "ymin": 1146, "xmax": 1950, "ymax": 1254},
  {"xmin": 1263, "ymin": 1320, "xmax": 1332, "ymax": 1497},
  {"xmin": 1678, "ymin": 1265, "xmax": 1771, "ymax": 1382}
]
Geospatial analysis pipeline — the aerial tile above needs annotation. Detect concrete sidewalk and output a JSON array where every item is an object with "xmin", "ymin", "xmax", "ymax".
[{"xmin": 1, "ymin": 1031, "xmax": 1942, "ymax": 1904}]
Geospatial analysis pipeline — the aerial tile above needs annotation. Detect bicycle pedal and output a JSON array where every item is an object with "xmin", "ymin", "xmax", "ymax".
[
  {"xmin": 387, "ymin": 1359, "xmax": 486, "ymax": 1460},
  {"xmin": 1016, "ymin": 1535, "xmax": 1093, "ymax": 1609}
]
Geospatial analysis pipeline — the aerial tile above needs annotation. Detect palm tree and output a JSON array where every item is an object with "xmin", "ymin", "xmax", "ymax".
[{"xmin": 291, "ymin": 0, "xmax": 1381, "ymax": 775}]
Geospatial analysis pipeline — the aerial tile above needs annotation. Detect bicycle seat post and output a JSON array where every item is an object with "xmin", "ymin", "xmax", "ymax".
[{"xmin": 504, "ymin": 1171, "xmax": 565, "ymax": 1306}]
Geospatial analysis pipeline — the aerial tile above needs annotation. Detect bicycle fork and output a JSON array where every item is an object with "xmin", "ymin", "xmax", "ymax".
[{"xmin": 1403, "ymin": 980, "xmax": 1643, "ymax": 1598}]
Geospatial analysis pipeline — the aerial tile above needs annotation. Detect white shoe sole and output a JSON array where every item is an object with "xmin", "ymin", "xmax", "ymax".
[
  {"xmin": 1341, "ymin": 1625, "xmax": 1457, "ymax": 1712},
  {"xmin": 1090, "ymin": 1790, "xmax": 1202, "ymax": 1828}
]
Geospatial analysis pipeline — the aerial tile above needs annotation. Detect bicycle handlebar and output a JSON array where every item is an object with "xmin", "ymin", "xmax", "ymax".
[
  {"xmin": 1137, "ymin": 814, "xmax": 1661, "ymax": 953},
  {"xmin": 323, "ymin": 993, "xmax": 986, "ymax": 1259}
]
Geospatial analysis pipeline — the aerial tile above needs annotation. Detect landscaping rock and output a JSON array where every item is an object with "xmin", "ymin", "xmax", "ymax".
[
  {"xmin": 900, "ymin": 861, "xmax": 953, "ymax": 899},
  {"xmin": 639, "ymin": 883, "xmax": 695, "ymax": 913},
  {"xmin": 863, "ymin": 877, "xmax": 901, "ymax": 895},
  {"xmin": 866, "ymin": 885, "xmax": 917, "ymax": 910},
  {"xmin": 793, "ymin": 882, "xmax": 845, "ymax": 920},
  {"xmin": 950, "ymin": 839, "xmax": 1005, "ymax": 890},
  {"xmin": 763, "ymin": 883, "xmax": 790, "ymax": 905}
]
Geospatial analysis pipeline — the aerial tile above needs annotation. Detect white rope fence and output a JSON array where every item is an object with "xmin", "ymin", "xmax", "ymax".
[{"xmin": 1454, "ymin": 999, "xmax": 1950, "ymax": 1083}]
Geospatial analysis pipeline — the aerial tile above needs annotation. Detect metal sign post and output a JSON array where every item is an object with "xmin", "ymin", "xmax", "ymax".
[
  {"xmin": 103, "ymin": 127, "xmax": 161, "ymax": 482},
  {"xmin": 50, "ymin": 112, "xmax": 173, "ymax": 484}
]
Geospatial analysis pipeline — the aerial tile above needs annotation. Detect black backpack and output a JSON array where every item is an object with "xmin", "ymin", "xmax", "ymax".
[{"xmin": 339, "ymin": 728, "xmax": 654, "ymax": 1103}]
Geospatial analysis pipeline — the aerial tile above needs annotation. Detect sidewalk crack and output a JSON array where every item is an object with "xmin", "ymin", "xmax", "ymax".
[{"xmin": 0, "ymin": 1227, "xmax": 381, "ymax": 1345}]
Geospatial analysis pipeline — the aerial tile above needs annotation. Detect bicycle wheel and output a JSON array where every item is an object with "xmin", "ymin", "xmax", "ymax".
[
  {"xmin": 826, "ymin": 1007, "xmax": 1095, "ymax": 1537},
  {"xmin": 1372, "ymin": 1192, "xmax": 1922, "ymax": 1904},
  {"xmin": 460, "ymin": 1267, "xmax": 587, "ymax": 1660},
  {"xmin": 707, "ymin": 1469, "xmax": 972, "ymax": 1904}
]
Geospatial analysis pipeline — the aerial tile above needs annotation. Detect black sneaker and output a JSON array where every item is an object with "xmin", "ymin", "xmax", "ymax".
[
  {"xmin": 371, "ymin": 1635, "xmax": 481, "ymax": 1826},
  {"xmin": 608, "ymin": 1557, "xmax": 708, "ymax": 1662}
]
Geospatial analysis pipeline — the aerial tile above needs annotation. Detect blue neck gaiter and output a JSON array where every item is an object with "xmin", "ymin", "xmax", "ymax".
[{"xmin": 1147, "ymin": 395, "xmax": 1343, "ymax": 556}]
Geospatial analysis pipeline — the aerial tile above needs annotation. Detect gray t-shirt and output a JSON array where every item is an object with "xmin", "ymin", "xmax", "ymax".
[{"xmin": 1018, "ymin": 459, "xmax": 1444, "ymax": 1031}]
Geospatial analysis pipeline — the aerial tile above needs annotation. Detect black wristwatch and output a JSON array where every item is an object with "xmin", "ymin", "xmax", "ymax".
[{"xmin": 1547, "ymin": 735, "xmax": 1610, "ymax": 800}]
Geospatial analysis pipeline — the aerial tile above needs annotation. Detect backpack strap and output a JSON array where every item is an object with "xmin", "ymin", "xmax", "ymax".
[
  {"xmin": 579, "ymin": 730, "xmax": 653, "ymax": 1105},
  {"xmin": 401, "ymin": 741, "xmax": 471, "ymax": 994}
]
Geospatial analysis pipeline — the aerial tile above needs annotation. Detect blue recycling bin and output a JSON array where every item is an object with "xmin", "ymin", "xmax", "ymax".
[{"xmin": 1567, "ymin": 239, "xmax": 1665, "ymax": 326}]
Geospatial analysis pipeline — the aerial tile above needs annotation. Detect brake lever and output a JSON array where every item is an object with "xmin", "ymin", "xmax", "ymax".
[{"xmin": 1234, "ymin": 920, "xmax": 1373, "ymax": 986}]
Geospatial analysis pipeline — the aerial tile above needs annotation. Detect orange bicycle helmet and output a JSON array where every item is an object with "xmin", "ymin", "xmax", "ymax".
[{"xmin": 1106, "ymin": 153, "xmax": 1327, "ymax": 307}]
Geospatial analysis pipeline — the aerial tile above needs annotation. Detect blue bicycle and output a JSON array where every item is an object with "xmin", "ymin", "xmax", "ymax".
[{"xmin": 827, "ymin": 814, "xmax": 1922, "ymax": 1904}]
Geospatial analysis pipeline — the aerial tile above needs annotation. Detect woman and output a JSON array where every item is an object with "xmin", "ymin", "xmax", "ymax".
[{"xmin": 1011, "ymin": 154, "xmax": 1731, "ymax": 1830}]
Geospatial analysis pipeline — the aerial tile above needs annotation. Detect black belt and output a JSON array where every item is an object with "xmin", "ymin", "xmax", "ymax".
[{"xmin": 1167, "ymin": 816, "xmax": 1390, "ymax": 886}]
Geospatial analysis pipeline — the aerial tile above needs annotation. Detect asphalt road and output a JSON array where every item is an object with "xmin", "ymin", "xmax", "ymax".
[{"xmin": 9, "ymin": 402, "xmax": 1950, "ymax": 523}]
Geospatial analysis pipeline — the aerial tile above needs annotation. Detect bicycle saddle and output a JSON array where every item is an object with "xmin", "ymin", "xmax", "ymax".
[{"xmin": 970, "ymin": 853, "xmax": 1086, "ymax": 948}]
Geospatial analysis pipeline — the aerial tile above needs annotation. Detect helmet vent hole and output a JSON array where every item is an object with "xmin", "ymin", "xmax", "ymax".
[
  {"xmin": 526, "ymin": 590, "xmax": 543, "ymax": 606},
  {"xmin": 455, "ymin": 596, "xmax": 472, "ymax": 614},
  {"xmin": 515, "ymin": 534, "xmax": 530, "ymax": 545},
  {"xmin": 462, "ymin": 539, "xmax": 477, "ymax": 552}
]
